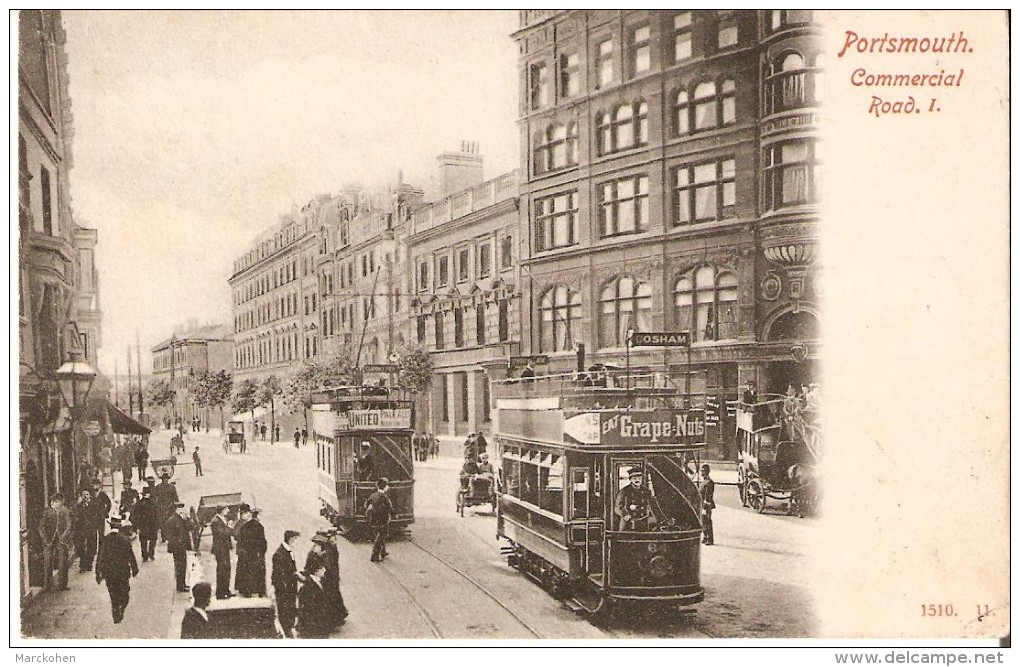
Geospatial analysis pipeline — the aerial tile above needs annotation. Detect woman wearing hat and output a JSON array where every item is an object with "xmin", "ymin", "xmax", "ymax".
[{"xmin": 235, "ymin": 506, "xmax": 267, "ymax": 597}]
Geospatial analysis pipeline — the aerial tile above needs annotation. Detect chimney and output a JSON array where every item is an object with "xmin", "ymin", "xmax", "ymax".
[{"xmin": 432, "ymin": 141, "xmax": 484, "ymax": 200}]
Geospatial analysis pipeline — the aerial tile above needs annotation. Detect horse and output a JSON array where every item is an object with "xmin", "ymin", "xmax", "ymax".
[{"xmin": 787, "ymin": 463, "xmax": 818, "ymax": 518}]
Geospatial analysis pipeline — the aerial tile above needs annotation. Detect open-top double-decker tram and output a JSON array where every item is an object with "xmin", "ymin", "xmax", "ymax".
[
  {"xmin": 492, "ymin": 371, "xmax": 707, "ymax": 615},
  {"xmin": 310, "ymin": 386, "xmax": 415, "ymax": 537}
]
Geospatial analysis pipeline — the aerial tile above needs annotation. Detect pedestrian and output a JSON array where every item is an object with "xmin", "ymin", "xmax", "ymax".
[
  {"xmin": 132, "ymin": 487, "xmax": 159, "ymax": 562},
  {"xmin": 520, "ymin": 360, "xmax": 536, "ymax": 381},
  {"xmin": 71, "ymin": 490, "xmax": 97, "ymax": 573},
  {"xmin": 700, "ymin": 464, "xmax": 716, "ymax": 546},
  {"xmin": 210, "ymin": 505, "xmax": 235, "ymax": 599},
  {"xmin": 271, "ymin": 530, "xmax": 301, "ymax": 638},
  {"xmin": 365, "ymin": 478, "xmax": 393, "ymax": 563},
  {"xmin": 95, "ymin": 515, "xmax": 139, "ymax": 624},
  {"xmin": 153, "ymin": 473, "xmax": 179, "ymax": 541},
  {"xmin": 475, "ymin": 431, "xmax": 488, "ymax": 456},
  {"xmin": 319, "ymin": 528, "xmax": 348, "ymax": 627},
  {"xmin": 181, "ymin": 581, "xmax": 213, "ymax": 639},
  {"xmin": 164, "ymin": 502, "xmax": 197, "ymax": 592},
  {"xmin": 293, "ymin": 427, "xmax": 301, "ymax": 449},
  {"xmin": 235, "ymin": 506, "xmax": 267, "ymax": 597},
  {"xmin": 93, "ymin": 484, "xmax": 113, "ymax": 524},
  {"xmin": 297, "ymin": 559, "xmax": 332, "ymax": 638},
  {"xmin": 274, "ymin": 424, "xmax": 281, "ymax": 443},
  {"xmin": 193, "ymin": 447, "xmax": 203, "ymax": 476},
  {"xmin": 260, "ymin": 423, "xmax": 267, "ymax": 441},
  {"xmin": 428, "ymin": 432, "xmax": 438, "ymax": 460},
  {"xmin": 301, "ymin": 428, "xmax": 308, "ymax": 447},
  {"xmin": 119, "ymin": 484, "xmax": 139, "ymax": 517}
]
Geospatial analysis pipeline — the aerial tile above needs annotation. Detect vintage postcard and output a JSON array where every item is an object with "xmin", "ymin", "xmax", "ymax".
[{"xmin": 10, "ymin": 8, "xmax": 1009, "ymax": 653}]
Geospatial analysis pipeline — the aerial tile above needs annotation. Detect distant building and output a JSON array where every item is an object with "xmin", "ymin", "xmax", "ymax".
[
  {"xmin": 150, "ymin": 324, "xmax": 233, "ymax": 428},
  {"xmin": 18, "ymin": 9, "xmax": 105, "ymax": 596},
  {"xmin": 512, "ymin": 10, "xmax": 822, "ymax": 460}
]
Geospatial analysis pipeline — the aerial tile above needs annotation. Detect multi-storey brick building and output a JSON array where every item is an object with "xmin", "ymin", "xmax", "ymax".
[
  {"xmin": 512, "ymin": 10, "xmax": 821, "ymax": 460},
  {"xmin": 407, "ymin": 166, "xmax": 522, "ymax": 437},
  {"xmin": 18, "ymin": 9, "xmax": 105, "ymax": 593}
]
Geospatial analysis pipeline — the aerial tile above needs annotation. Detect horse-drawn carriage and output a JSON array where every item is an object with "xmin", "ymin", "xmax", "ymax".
[
  {"xmin": 736, "ymin": 397, "xmax": 820, "ymax": 516},
  {"xmin": 193, "ymin": 491, "xmax": 247, "ymax": 539},
  {"xmin": 223, "ymin": 420, "xmax": 247, "ymax": 454}
]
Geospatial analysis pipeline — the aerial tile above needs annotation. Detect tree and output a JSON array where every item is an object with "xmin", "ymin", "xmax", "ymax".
[
  {"xmin": 193, "ymin": 370, "xmax": 233, "ymax": 432},
  {"xmin": 394, "ymin": 344, "xmax": 433, "ymax": 394},
  {"xmin": 232, "ymin": 378, "xmax": 261, "ymax": 429},
  {"xmin": 281, "ymin": 347, "xmax": 355, "ymax": 415},
  {"xmin": 258, "ymin": 375, "xmax": 283, "ymax": 440},
  {"xmin": 146, "ymin": 379, "xmax": 175, "ymax": 426}
]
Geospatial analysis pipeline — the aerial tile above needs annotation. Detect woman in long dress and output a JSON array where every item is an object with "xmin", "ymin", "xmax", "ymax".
[{"xmin": 235, "ymin": 508, "xmax": 267, "ymax": 596}]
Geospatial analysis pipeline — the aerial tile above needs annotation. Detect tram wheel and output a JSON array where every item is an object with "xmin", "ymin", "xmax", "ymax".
[{"xmin": 746, "ymin": 480, "xmax": 765, "ymax": 513}]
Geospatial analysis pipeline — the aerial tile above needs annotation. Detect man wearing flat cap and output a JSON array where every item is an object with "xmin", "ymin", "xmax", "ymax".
[{"xmin": 614, "ymin": 466, "xmax": 658, "ymax": 531}]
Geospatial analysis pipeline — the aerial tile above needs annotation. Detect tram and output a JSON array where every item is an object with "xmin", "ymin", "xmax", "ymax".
[
  {"xmin": 492, "ymin": 371, "xmax": 706, "ymax": 615},
  {"xmin": 310, "ymin": 386, "xmax": 415, "ymax": 537}
]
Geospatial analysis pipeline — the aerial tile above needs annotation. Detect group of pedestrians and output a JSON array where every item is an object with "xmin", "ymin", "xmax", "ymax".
[{"xmin": 412, "ymin": 431, "xmax": 437, "ymax": 462}]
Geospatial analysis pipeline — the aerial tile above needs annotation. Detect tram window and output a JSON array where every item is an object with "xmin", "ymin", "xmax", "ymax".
[
  {"xmin": 570, "ymin": 468, "xmax": 589, "ymax": 519},
  {"xmin": 538, "ymin": 454, "xmax": 564, "ymax": 515},
  {"xmin": 520, "ymin": 455, "xmax": 539, "ymax": 506},
  {"xmin": 502, "ymin": 448, "xmax": 521, "ymax": 497}
]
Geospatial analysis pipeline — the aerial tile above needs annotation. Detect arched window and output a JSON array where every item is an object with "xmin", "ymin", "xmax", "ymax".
[
  {"xmin": 540, "ymin": 285, "xmax": 582, "ymax": 353},
  {"xmin": 597, "ymin": 111, "xmax": 612, "ymax": 156},
  {"xmin": 599, "ymin": 276, "xmax": 652, "ymax": 349},
  {"xmin": 549, "ymin": 124, "xmax": 568, "ymax": 169},
  {"xmin": 599, "ymin": 101, "xmax": 648, "ymax": 155},
  {"xmin": 673, "ymin": 266, "xmax": 738, "ymax": 342},
  {"xmin": 676, "ymin": 80, "xmax": 735, "ymax": 136},
  {"xmin": 635, "ymin": 101, "xmax": 649, "ymax": 145},
  {"xmin": 614, "ymin": 104, "xmax": 634, "ymax": 149},
  {"xmin": 533, "ymin": 130, "xmax": 547, "ymax": 175}
]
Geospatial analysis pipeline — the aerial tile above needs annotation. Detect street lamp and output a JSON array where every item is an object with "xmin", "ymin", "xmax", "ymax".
[{"xmin": 55, "ymin": 352, "xmax": 97, "ymax": 416}]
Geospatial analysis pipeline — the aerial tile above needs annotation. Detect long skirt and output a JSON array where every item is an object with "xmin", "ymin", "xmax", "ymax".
[{"xmin": 235, "ymin": 550, "xmax": 267, "ymax": 596}]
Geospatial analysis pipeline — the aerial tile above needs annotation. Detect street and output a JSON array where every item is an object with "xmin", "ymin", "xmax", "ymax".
[{"xmin": 23, "ymin": 427, "xmax": 816, "ymax": 640}]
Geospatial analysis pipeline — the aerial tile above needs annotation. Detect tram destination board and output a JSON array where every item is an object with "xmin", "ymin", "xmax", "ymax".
[{"xmin": 630, "ymin": 331, "xmax": 690, "ymax": 347}]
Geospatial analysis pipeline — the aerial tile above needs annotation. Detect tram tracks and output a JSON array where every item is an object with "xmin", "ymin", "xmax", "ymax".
[{"xmin": 373, "ymin": 533, "xmax": 543, "ymax": 639}]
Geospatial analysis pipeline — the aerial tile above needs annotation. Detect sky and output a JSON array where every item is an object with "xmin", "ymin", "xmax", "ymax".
[{"xmin": 60, "ymin": 10, "xmax": 520, "ymax": 375}]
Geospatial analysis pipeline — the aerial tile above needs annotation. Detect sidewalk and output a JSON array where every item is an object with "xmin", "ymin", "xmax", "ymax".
[{"xmin": 20, "ymin": 538, "xmax": 183, "ymax": 640}]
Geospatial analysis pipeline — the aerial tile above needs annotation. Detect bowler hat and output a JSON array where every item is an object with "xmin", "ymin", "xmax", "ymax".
[
  {"xmin": 107, "ymin": 514, "xmax": 124, "ymax": 529},
  {"xmin": 627, "ymin": 466, "xmax": 644, "ymax": 477},
  {"xmin": 311, "ymin": 534, "xmax": 329, "ymax": 545}
]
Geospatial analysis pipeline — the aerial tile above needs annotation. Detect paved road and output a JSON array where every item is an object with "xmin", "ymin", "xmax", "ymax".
[{"xmin": 22, "ymin": 427, "xmax": 816, "ymax": 639}]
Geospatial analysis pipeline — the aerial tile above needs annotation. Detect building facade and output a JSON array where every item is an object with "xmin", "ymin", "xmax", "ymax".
[
  {"xmin": 18, "ymin": 9, "xmax": 104, "ymax": 594},
  {"xmin": 513, "ymin": 10, "xmax": 821, "ymax": 460},
  {"xmin": 407, "ymin": 168, "xmax": 523, "ymax": 437},
  {"xmin": 150, "ymin": 324, "xmax": 234, "ymax": 429}
]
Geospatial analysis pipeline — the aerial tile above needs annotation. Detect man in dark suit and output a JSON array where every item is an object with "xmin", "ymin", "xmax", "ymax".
[
  {"xmin": 180, "ymin": 581, "xmax": 212, "ymax": 639},
  {"xmin": 365, "ymin": 478, "xmax": 393, "ymax": 562},
  {"xmin": 39, "ymin": 494, "xmax": 73, "ymax": 590},
  {"xmin": 210, "ymin": 506, "xmax": 235, "ymax": 599},
  {"xmin": 153, "ymin": 474, "xmax": 179, "ymax": 542},
  {"xmin": 95, "ymin": 515, "xmax": 139, "ymax": 623},
  {"xmin": 297, "ymin": 560, "xmax": 332, "ymax": 638},
  {"xmin": 131, "ymin": 488, "xmax": 159, "ymax": 562},
  {"xmin": 163, "ymin": 502, "xmax": 196, "ymax": 592},
  {"xmin": 135, "ymin": 446, "xmax": 149, "ymax": 480},
  {"xmin": 699, "ymin": 464, "xmax": 716, "ymax": 546},
  {"xmin": 271, "ymin": 530, "xmax": 301, "ymax": 638},
  {"xmin": 71, "ymin": 490, "xmax": 96, "ymax": 573}
]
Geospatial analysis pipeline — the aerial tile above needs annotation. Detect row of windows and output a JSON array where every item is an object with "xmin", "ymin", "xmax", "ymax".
[
  {"xmin": 234, "ymin": 259, "xmax": 301, "ymax": 306},
  {"xmin": 527, "ymin": 11, "xmax": 749, "ymax": 112},
  {"xmin": 235, "ymin": 332, "xmax": 303, "ymax": 369},
  {"xmin": 235, "ymin": 222, "xmax": 311, "ymax": 275},
  {"xmin": 538, "ymin": 266, "xmax": 739, "ymax": 353},
  {"xmin": 416, "ymin": 299, "xmax": 511, "ymax": 350},
  {"xmin": 417, "ymin": 235, "xmax": 514, "ymax": 292},
  {"xmin": 235, "ymin": 290, "xmax": 305, "ymax": 333},
  {"xmin": 531, "ymin": 141, "xmax": 818, "ymax": 252}
]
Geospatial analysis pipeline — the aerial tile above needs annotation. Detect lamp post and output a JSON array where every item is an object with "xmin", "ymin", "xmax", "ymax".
[{"xmin": 55, "ymin": 351, "xmax": 97, "ymax": 491}]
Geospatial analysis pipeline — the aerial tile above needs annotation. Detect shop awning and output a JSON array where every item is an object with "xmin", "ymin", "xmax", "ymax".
[{"xmin": 87, "ymin": 399, "xmax": 152, "ymax": 435}]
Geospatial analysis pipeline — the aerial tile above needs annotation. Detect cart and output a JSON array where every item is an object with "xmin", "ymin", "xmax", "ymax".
[
  {"xmin": 195, "ymin": 491, "xmax": 244, "ymax": 539},
  {"xmin": 456, "ymin": 474, "xmax": 496, "ymax": 516}
]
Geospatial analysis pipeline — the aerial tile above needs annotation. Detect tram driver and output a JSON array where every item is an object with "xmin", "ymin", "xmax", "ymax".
[
  {"xmin": 614, "ymin": 466, "xmax": 661, "ymax": 531},
  {"xmin": 356, "ymin": 442, "xmax": 375, "ymax": 481}
]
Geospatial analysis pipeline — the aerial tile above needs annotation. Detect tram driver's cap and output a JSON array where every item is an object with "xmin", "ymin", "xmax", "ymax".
[{"xmin": 627, "ymin": 467, "xmax": 644, "ymax": 478}]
